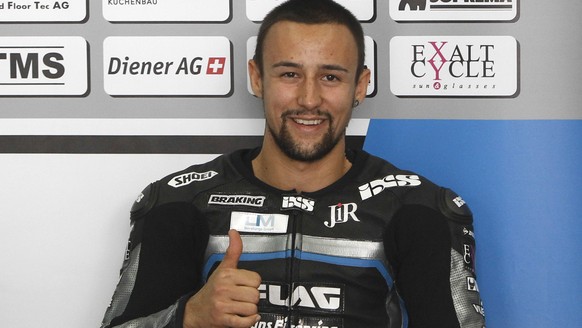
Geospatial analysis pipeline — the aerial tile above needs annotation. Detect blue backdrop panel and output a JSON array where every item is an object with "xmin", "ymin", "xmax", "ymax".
[{"xmin": 363, "ymin": 119, "xmax": 582, "ymax": 328}]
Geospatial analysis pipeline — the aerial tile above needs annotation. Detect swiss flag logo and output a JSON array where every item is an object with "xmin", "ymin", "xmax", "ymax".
[{"xmin": 206, "ymin": 57, "xmax": 226, "ymax": 75}]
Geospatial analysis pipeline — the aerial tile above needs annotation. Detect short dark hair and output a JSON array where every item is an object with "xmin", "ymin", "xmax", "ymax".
[{"xmin": 254, "ymin": 0, "xmax": 366, "ymax": 81}]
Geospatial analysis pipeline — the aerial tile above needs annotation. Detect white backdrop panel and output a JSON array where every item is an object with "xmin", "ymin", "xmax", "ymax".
[{"xmin": 0, "ymin": 154, "xmax": 218, "ymax": 327}]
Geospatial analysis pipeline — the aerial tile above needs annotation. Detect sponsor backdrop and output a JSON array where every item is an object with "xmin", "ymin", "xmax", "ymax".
[{"xmin": 0, "ymin": 1, "xmax": 580, "ymax": 327}]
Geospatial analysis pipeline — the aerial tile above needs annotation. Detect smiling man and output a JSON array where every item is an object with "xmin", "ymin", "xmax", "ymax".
[
  {"xmin": 248, "ymin": 18, "xmax": 369, "ymax": 192},
  {"xmin": 101, "ymin": 1, "xmax": 485, "ymax": 328}
]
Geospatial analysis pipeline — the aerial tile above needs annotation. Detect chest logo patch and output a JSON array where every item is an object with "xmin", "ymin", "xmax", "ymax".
[
  {"xmin": 230, "ymin": 211, "xmax": 289, "ymax": 233},
  {"xmin": 208, "ymin": 194, "xmax": 266, "ymax": 207},
  {"xmin": 324, "ymin": 203, "xmax": 359, "ymax": 228}
]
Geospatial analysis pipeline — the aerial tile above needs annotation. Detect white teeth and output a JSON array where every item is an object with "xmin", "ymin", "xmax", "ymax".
[{"xmin": 294, "ymin": 118, "xmax": 322, "ymax": 125}]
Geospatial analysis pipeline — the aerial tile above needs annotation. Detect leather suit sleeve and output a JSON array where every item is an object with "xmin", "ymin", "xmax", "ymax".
[
  {"xmin": 385, "ymin": 188, "xmax": 485, "ymax": 328},
  {"xmin": 100, "ymin": 182, "xmax": 209, "ymax": 328}
]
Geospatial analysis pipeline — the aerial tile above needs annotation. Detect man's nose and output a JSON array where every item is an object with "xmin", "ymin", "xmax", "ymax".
[{"xmin": 297, "ymin": 78, "xmax": 323, "ymax": 110}]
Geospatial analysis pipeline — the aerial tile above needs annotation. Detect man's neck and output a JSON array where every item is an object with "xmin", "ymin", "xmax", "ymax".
[{"xmin": 251, "ymin": 141, "xmax": 351, "ymax": 193}]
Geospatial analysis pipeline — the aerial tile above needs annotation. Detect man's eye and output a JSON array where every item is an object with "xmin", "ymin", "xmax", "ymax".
[
  {"xmin": 323, "ymin": 74, "xmax": 339, "ymax": 81},
  {"xmin": 282, "ymin": 72, "xmax": 297, "ymax": 78}
]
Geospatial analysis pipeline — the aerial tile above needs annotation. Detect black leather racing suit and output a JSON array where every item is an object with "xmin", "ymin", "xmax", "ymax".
[{"xmin": 101, "ymin": 148, "xmax": 485, "ymax": 328}]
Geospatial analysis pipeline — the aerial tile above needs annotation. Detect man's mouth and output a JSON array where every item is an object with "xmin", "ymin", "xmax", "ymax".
[{"xmin": 293, "ymin": 118, "xmax": 323, "ymax": 126}]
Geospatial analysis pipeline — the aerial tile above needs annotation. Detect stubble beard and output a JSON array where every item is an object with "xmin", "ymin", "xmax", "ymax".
[{"xmin": 268, "ymin": 110, "xmax": 345, "ymax": 163}]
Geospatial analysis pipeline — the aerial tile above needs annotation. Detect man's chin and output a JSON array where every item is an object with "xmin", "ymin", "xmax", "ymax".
[
  {"xmin": 270, "ymin": 122, "xmax": 341, "ymax": 162},
  {"xmin": 282, "ymin": 141, "xmax": 337, "ymax": 163}
]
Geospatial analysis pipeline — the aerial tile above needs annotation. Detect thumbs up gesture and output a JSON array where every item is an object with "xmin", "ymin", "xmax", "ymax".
[
  {"xmin": 183, "ymin": 230, "xmax": 262, "ymax": 328},
  {"xmin": 221, "ymin": 228, "xmax": 246, "ymax": 270}
]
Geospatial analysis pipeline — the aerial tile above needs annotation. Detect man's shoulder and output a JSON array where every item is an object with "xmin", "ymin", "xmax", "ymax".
[
  {"xmin": 158, "ymin": 152, "xmax": 234, "ymax": 189},
  {"xmin": 359, "ymin": 149, "xmax": 442, "ymax": 187},
  {"xmin": 357, "ymin": 150, "xmax": 472, "ymax": 218},
  {"xmin": 355, "ymin": 149, "xmax": 428, "ymax": 188},
  {"xmin": 129, "ymin": 149, "xmax": 248, "ymax": 219}
]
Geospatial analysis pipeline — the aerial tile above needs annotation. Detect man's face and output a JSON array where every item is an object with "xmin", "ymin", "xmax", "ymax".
[{"xmin": 249, "ymin": 21, "xmax": 369, "ymax": 162}]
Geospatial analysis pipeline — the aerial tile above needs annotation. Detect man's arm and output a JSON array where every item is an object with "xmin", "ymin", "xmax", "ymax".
[
  {"xmin": 100, "ymin": 183, "xmax": 261, "ymax": 328},
  {"xmin": 101, "ymin": 229, "xmax": 261, "ymax": 328},
  {"xmin": 182, "ymin": 230, "xmax": 262, "ymax": 328},
  {"xmin": 100, "ymin": 183, "xmax": 207, "ymax": 328},
  {"xmin": 385, "ymin": 188, "xmax": 485, "ymax": 328}
]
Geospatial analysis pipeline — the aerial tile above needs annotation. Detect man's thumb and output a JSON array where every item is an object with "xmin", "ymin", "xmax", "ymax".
[{"xmin": 221, "ymin": 229, "xmax": 243, "ymax": 268}]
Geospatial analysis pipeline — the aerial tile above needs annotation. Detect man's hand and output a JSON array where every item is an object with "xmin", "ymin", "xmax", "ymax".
[{"xmin": 183, "ymin": 229, "xmax": 262, "ymax": 328}]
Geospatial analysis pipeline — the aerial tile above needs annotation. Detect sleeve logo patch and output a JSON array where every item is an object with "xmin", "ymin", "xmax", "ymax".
[{"xmin": 168, "ymin": 170, "xmax": 218, "ymax": 188}]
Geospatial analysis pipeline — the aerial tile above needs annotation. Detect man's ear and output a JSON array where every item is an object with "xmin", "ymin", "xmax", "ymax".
[
  {"xmin": 355, "ymin": 67, "xmax": 371, "ymax": 102},
  {"xmin": 248, "ymin": 59, "xmax": 263, "ymax": 98}
]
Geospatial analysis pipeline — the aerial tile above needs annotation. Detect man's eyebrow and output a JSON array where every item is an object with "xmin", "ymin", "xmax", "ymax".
[
  {"xmin": 321, "ymin": 64, "xmax": 349, "ymax": 73},
  {"xmin": 271, "ymin": 61, "xmax": 349, "ymax": 73},
  {"xmin": 272, "ymin": 61, "xmax": 301, "ymax": 69}
]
